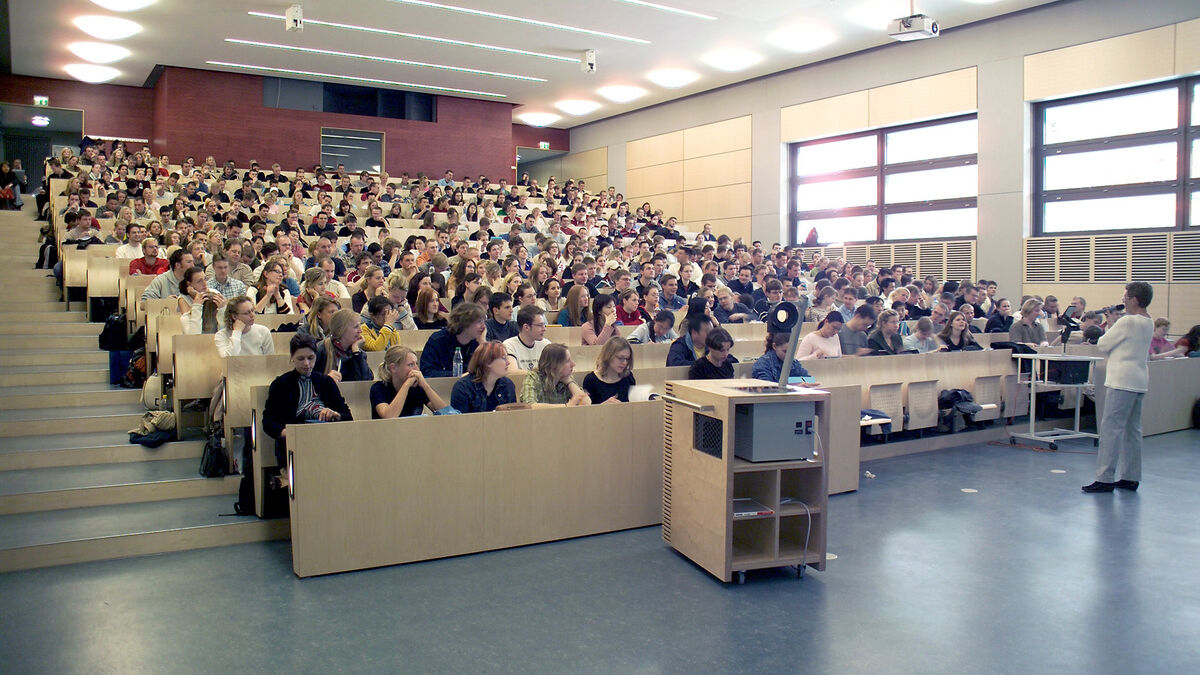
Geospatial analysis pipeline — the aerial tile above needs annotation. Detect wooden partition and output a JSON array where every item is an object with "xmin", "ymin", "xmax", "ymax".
[
  {"xmin": 1094, "ymin": 357, "xmax": 1200, "ymax": 437},
  {"xmin": 86, "ymin": 256, "xmax": 128, "ymax": 306},
  {"xmin": 286, "ymin": 401, "xmax": 666, "ymax": 577}
]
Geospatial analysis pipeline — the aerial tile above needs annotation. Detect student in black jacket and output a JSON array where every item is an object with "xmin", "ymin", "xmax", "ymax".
[
  {"xmin": 420, "ymin": 302, "xmax": 487, "ymax": 377},
  {"xmin": 263, "ymin": 334, "xmax": 353, "ymax": 466},
  {"xmin": 688, "ymin": 328, "xmax": 738, "ymax": 380}
]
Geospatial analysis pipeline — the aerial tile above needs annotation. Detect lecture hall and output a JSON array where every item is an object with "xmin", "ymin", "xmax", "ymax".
[{"xmin": 2, "ymin": 0, "xmax": 1199, "ymax": 671}]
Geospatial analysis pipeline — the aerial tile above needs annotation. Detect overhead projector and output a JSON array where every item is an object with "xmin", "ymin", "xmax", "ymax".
[{"xmin": 888, "ymin": 14, "xmax": 939, "ymax": 41}]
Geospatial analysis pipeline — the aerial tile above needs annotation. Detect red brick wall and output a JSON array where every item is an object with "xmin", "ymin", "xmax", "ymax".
[{"xmin": 0, "ymin": 74, "xmax": 154, "ymax": 147}]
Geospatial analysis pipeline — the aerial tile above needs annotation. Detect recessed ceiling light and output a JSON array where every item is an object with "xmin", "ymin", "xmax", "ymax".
[
  {"xmin": 225, "ymin": 39, "xmax": 545, "ymax": 82},
  {"xmin": 767, "ymin": 23, "xmax": 838, "ymax": 53},
  {"xmin": 31, "ymin": 116, "xmax": 51, "ymax": 127},
  {"xmin": 597, "ymin": 85, "xmax": 648, "ymax": 103},
  {"xmin": 247, "ymin": 11, "xmax": 576, "ymax": 63},
  {"xmin": 555, "ymin": 100, "xmax": 601, "ymax": 116},
  {"xmin": 89, "ymin": 0, "xmax": 155, "ymax": 10},
  {"xmin": 846, "ymin": 1, "xmax": 902, "ymax": 31},
  {"xmin": 700, "ymin": 48, "xmax": 762, "ymax": 72},
  {"xmin": 388, "ymin": 0, "xmax": 650, "ymax": 44},
  {"xmin": 646, "ymin": 68, "xmax": 700, "ymax": 88},
  {"xmin": 517, "ymin": 112, "xmax": 562, "ymax": 127},
  {"xmin": 72, "ymin": 15, "xmax": 142, "ymax": 40},
  {"xmin": 67, "ymin": 42, "xmax": 131, "ymax": 64},
  {"xmin": 612, "ymin": 0, "xmax": 716, "ymax": 20},
  {"xmin": 205, "ymin": 61, "xmax": 507, "ymax": 98},
  {"xmin": 64, "ymin": 63, "xmax": 121, "ymax": 83}
]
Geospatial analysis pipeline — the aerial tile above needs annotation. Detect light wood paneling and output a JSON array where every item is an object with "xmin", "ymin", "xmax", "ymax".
[
  {"xmin": 869, "ymin": 68, "xmax": 977, "ymax": 127},
  {"xmin": 1176, "ymin": 18, "xmax": 1200, "ymax": 76},
  {"xmin": 683, "ymin": 116, "xmax": 751, "ymax": 159},
  {"xmin": 627, "ymin": 192, "xmax": 684, "ymax": 220},
  {"xmin": 780, "ymin": 91, "xmax": 869, "ymax": 143},
  {"xmin": 626, "ymin": 130, "xmax": 684, "ymax": 169},
  {"xmin": 561, "ymin": 147, "xmax": 608, "ymax": 181},
  {"xmin": 682, "ymin": 217, "xmax": 752, "ymax": 242},
  {"xmin": 683, "ymin": 184, "xmax": 751, "ymax": 222},
  {"xmin": 578, "ymin": 174, "xmax": 608, "ymax": 191},
  {"xmin": 627, "ymin": 162, "xmax": 684, "ymax": 196},
  {"xmin": 1024, "ymin": 26, "xmax": 1176, "ymax": 101},
  {"xmin": 684, "ymin": 149, "xmax": 752, "ymax": 191}
]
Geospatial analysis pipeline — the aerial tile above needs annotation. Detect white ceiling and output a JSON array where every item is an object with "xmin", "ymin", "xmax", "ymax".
[{"xmin": 10, "ymin": 0, "xmax": 1063, "ymax": 129}]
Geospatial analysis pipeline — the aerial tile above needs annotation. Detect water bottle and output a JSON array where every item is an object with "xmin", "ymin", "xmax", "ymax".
[{"xmin": 452, "ymin": 348, "xmax": 463, "ymax": 377}]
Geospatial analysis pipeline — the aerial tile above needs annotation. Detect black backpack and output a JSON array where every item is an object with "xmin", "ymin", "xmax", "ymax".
[
  {"xmin": 98, "ymin": 311, "xmax": 128, "ymax": 351},
  {"xmin": 199, "ymin": 434, "xmax": 230, "ymax": 478},
  {"xmin": 119, "ymin": 348, "xmax": 147, "ymax": 389},
  {"xmin": 1192, "ymin": 399, "xmax": 1200, "ymax": 430}
]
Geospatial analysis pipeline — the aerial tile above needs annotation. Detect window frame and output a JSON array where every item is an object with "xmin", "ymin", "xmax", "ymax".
[
  {"xmin": 1032, "ymin": 78, "xmax": 1199, "ymax": 236},
  {"xmin": 788, "ymin": 113, "xmax": 979, "ymax": 245}
]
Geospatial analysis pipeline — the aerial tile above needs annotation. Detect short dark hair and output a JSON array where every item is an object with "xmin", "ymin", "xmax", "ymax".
[
  {"xmin": 686, "ymin": 314, "xmax": 713, "ymax": 336},
  {"xmin": 489, "ymin": 292, "xmax": 512, "ymax": 312},
  {"xmin": 366, "ymin": 295, "xmax": 393, "ymax": 316},
  {"xmin": 290, "ymin": 333, "xmax": 318, "ymax": 355},
  {"xmin": 705, "ymin": 328, "xmax": 733, "ymax": 352},
  {"xmin": 516, "ymin": 304, "xmax": 544, "ymax": 328},
  {"xmin": 854, "ymin": 304, "xmax": 878, "ymax": 321},
  {"xmin": 168, "ymin": 248, "xmax": 189, "ymax": 269},
  {"xmin": 1126, "ymin": 281, "xmax": 1153, "ymax": 309}
]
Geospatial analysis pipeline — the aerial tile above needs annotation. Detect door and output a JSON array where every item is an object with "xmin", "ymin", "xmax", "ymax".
[{"xmin": 3, "ymin": 135, "xmax": 52, "ymax": 192}]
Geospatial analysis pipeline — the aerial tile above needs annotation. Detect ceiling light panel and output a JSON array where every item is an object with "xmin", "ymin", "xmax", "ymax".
[
  {"xmin": 700, "ymin": 48, "xmax": 762, "ymax": 72},
  {"xmin": 89, "ymin": 0, "xmax": 155, "ymax": 10},
  {"xmin": 612, "ymin": 0, "xmax": 717, "ymax": 20},
  {"xmin": 64, "ymin": 63, "xmax": 121, "ymax": 83},
  {"xmin": 246, "ymin": 12, "xmax": 576, "ymax": 63},
  {"xmin": 205, "ymin": 61, "xmax": 507, "ymax": 98},
  {"xmin": 32, "ymin": 116, "xmax": 51, "ymax": 127},
  {"xmin": 388, "ymin": 0, "xmax": 651, "ymax": 44},
  {"xmin": 767, "ymin": 23, "xmax": 838, "ymax": 53},
  {"xmin": 225, "ymin": 39, "xmax": 545, "ymax": 82},
  {"xmin": 555, "ymin": 100, "xmax": 602, "ymax": 116},
  {"xmin": 646, "ymin": 68, "xmax": 700, "ymax": 88},
  {"xmin": 518, "ymin": 112, "xmax": 562, "ymax": 127},
  {"xmin": 72, "ymin": 15, "xmax": 142, "ymax": 40},
  {"xmin": 67, "ymin": 42, "xmax": 131, "ymax": 64},
  {"xmin": 597, "ymin": 85, "xmax": 647, "ymax": 103}
]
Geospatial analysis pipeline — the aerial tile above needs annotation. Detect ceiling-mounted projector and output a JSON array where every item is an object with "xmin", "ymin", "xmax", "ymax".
[
  {"xmin": 285, "ymin": 4, "xmax": 304, "ymax": 32},
  {"xmin": 888, "ymin": 14, "xmax": 938, "ymax": 41}
]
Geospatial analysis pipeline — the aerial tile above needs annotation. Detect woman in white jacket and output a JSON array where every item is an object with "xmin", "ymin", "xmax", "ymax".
[
  {"xmin": 215, "ymin": 296, "xmax": 276, "ymax": 357},
  {"xmin": 1083, "ymin": 282, "xmax": 1155, "ymax": 494}
]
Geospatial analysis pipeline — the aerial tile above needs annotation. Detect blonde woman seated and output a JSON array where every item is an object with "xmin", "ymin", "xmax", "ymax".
[
  {"xmin": 296, "ymin": 267, "xmax": 335, "ymax": 314},
  {"xmin": 215, "ymin": 295, "xmax": 275, "ymax": 357},
  {"xmin": 313, "ymin": 309, "xmax": 371, "ymax": 382},
  {"xmin": 371, "ymin": 346, "xmax": 450, "ymax": 418},
  {"xmin": 582, "ymin": 336, "xmax": 635, "ymax": 404},
  {"xmin": 582, "ymin": 294, "xmax": 618, "ymax": 345},
  {"xmin": 867, "ymin": 309, "xmax": 905, "ymax": 355},
  {"xmin": 178, "ymin": 267, "xmax": 225, "ymax": 334},
  {"xmin": 796, "ymin": 313, "xmax": 844, "ymax": 360},
  {"xmin": 361, "ymin": 296, "xmax": 402, "ymax": 351},
  {"xmin": 519, "ymin": 343, "xmax": 590, "ymax": 406},
  {"xmin": 1009, "ymin": 298, "xmax": 1059, "ymax": 348},
  {"xmin": 350, "ymin": 264, "xmax": 385, "ymax": 313},
  {"xmin": 249, "ymin": 259, "xmax": 295, "ymax": 314},
  {"xmin": 297, "ymin": 296, "xmax": 340, "ymax": 340}
]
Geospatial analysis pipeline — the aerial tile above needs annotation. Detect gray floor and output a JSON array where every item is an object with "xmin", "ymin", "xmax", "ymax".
[{"xmin": 2, "ymin": 430, "xmax": 1198, "ymax": 673}]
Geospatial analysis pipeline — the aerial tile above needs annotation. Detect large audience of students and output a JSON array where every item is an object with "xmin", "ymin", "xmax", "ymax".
[{"xmin": 36, "ymin": 143, "xmax": 1200, "ymax": 465}]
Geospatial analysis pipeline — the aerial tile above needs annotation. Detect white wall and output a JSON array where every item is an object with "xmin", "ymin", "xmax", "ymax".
[{"xmin": 567, "ymin": 0, "xmax": 1200, "ymax": 296}]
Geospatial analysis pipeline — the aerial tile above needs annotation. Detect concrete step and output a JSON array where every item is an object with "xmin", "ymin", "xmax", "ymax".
[
  {"xmin": 0, "ymin": 402, "xmax": 147, "ymax": 436},
  {"xmin": 0, "ymin": 430, "xmax": 205, "ymax": 471},
  {"xmin": 0, "ymin": 495, "xmax": 289, "ymax": 573},
  {"xmin": 0, "ymin": 382, "xmax": 139, "ymax": 409},
  {"xmin": 0, "ymin": 363, "xmax": 110, "ymax": 387},
  {"xmin": 9, "ymin": 301, "xmax": 70, "ymax": 312},
  {"xmin": 0, "ymin": 349, "xmax": 108, "ymax": 367},
  {"xmin": 0, "ymin": 335, "xmax": 99, "ymax": 350},
  {"xmin": 8, "ymin": 311, "xmax": 87, "ymax": 323},
  {"xmin": 0, "ymin": 459, "xmax": 237, "ymax": 514},
  {"xmin": 0, "ymin": 322, "xmax": 102, "ymax": 336}
]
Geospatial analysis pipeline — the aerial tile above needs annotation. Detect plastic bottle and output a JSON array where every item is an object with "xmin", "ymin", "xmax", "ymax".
[{"xmin": 452, "ymin": 348, "xmax": 463, "ymax": 377}]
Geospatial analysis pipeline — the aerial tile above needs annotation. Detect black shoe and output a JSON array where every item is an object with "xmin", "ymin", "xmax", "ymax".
[
  {"xmin": 1115, "ymin": 480, "xmax": 1139, "ymax": 491},
  {"xmin": 1082, "ymin": 481, "xmax": 1115, "ymax": 493}
]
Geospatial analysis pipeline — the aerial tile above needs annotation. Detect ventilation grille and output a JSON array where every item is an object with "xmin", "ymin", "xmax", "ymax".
[
  {"xmin": 822, "ymin": 246, "xmax": 844, "ymax": 260},
  {"xmin": 796, "ymin": 241, "xmax": 976, "ymax": 282},
  {"xmin": 1058, "ymin": 237, "xmax": 1092, "ymax": 282},
  {"xmin": 1092, "ymin": 235, "xmax": 1129, "ymax": 282},
  {"xmin": 1172, "ymin": 232, "xmax": 1200, "ymax": 282},
  {"xmin": 892, "ymin": 243, "xmax": 918, "ymax": 272},
  {"xmin": 945, "ymin": 241, "xmax": 975, "ymax": 282},
  {"xmin": 917, "ymin": 243, "xmax": 946, "ymax": 280},
  {"xmin": 662, "ymin": 382, "xmax": 675, "ymax": 543},
  {"xmin": 843, "ymin": 245, "xmax": 868, "ymax": 266},
  {"xmin": 1025, "ymin": 239, "xmax": 1057, "ymax": 282},
  {"xmin": 1131, "ymin": 234, "xmax": 1168, "ymax": 282},
  {"xmin": 867, "ymin": 245, "xmax": 893, "ymax": 267}
]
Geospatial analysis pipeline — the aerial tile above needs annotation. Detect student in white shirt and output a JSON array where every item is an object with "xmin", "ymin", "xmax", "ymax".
[
  {"xmin": 115, "ymin": 223, "xmax": 147, "ymax": 259},
  {"xmin": 215, "ymin": 296, "xmax": 276, "ymax": 357},
  {"xmin": 1084, "ymin": 282, "xmax": 1155, "ymax": 494},
  {"xmin": 504, "ymin": 305, "xmax": 550, "ymax": 372}
]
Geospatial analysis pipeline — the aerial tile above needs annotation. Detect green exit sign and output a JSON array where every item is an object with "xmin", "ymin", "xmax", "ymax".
[
  {"xmin": 538, "ymin": 141, "xmax": 550, "ymax": 150},
  {"xmin": 33, "ymin": 96, "xmax": 49, "ymax": 107}
]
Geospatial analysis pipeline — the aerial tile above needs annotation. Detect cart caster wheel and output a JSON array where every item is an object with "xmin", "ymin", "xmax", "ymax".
[
  {"xmin": 1009, "ymin": 437, "xmax": 1017, "ymax": 445},
  {"xmin": 734, "ymin": 571, "xmax": 746, "ymax": 585},
  {"xmin": 1093, "ymin": 439, "xmax": 1099, "ymax": 447},
  {"xmin": 1048, "ymin": 443, "xmax": 1058, "ymax": 451},
  {"xmin": 796, "ymin": 564, "xmax": 805, "ymax": 579}
]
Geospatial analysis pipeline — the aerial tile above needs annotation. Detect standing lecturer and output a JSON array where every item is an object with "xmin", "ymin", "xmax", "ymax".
[{"xmin": 1083, "ymin": 281, "xmax": 1154, "ymax": 493}]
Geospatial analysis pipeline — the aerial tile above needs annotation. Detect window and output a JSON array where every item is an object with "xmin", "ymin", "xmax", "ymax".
[
  {"xmin": 789, "ymin": 115, "xmax": 978, "ymax": 245},
  {"xmin": 1033, "ymin": 78, "xmax": 1200, "ymax": 235},
  {"xmin": 320, "ymin": 128, "xmax": 383, "ymax": 174},
  {"xmin": 264, "ymin": 77, "xmax": 436, "ymax": 122}
]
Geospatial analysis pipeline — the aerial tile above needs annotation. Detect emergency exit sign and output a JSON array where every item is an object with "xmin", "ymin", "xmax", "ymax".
[
  {"xmin": 538, "ymin": 141, "xmax": 550, "ymax": 149},
  {"xmin": 33, "ymin": 96, "xmax": 49, "ymax": 107}
]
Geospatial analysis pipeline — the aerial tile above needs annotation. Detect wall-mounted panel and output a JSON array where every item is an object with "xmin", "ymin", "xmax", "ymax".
[
  {"xmin": 1176, "ymin": 18, "xmax": 1200, "ymax": 75},
  {"xmin": 683, "ymin": 184, "xmax": 751, "ymax": 223},
  {"xmin": 1024, "ymin": 26, "xmax": 1176, "ymax": 101},
  {"xmin": 682, "ymin": 217, "xmax": 752, "ymax": 242},
  {"xmin": 626, "ymin": 131, "xmax": 684, "ymax": 170},
  {"xmin": 561, "ymin": 147, "xmax": 608, "ymax": 181},
  {"xmin": 868, "ymin": 68, "xmax": 978, "ymax": 128},
  {"xmin": 627, "ymin": 192, "xmax": 684, "ymax": 220},
  {"xmin": 627, "ymin": 162, "xmax": 684, "ymax": 197},
  {"xmin": 578, "ymin": 174, "xmax": 608, "ymax": 192},
  {"xmin": 780, "ymin": 91, "xmax": 869, "ymax": 143},
  {"xmin": 682, "ymin": 116, "xmax": 751, "ymax": 160},
  {"xmin": 684, "ymin": 149, "xmax": 752, "ymax": 191}
]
